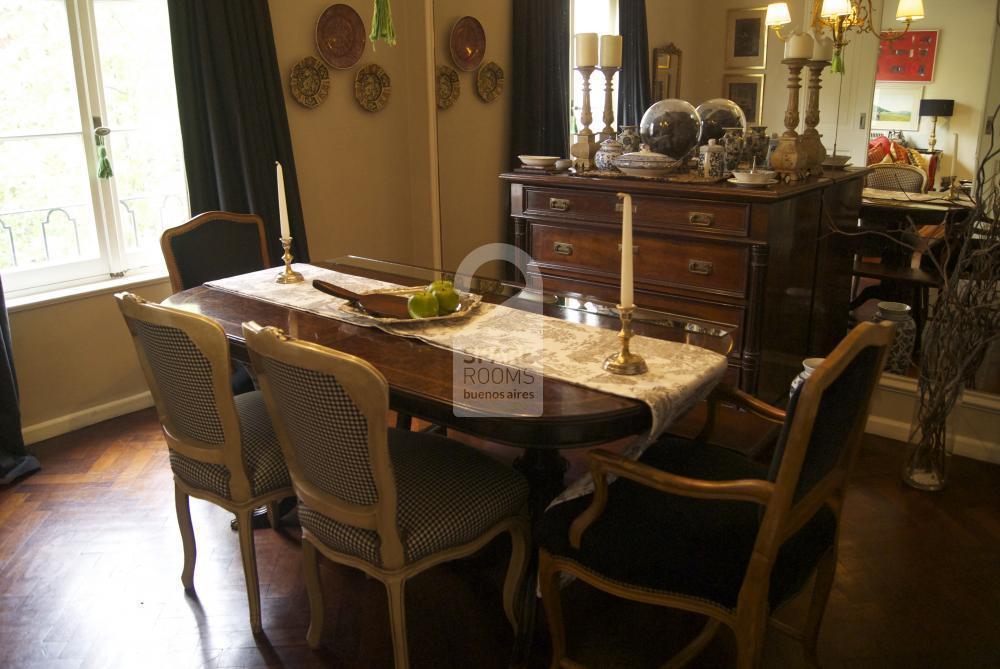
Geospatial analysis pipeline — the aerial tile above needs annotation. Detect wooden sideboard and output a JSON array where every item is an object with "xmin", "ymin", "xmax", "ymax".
[{"xmin": 501, "ymin": 169, "xmax": 867, "ymax": 401}]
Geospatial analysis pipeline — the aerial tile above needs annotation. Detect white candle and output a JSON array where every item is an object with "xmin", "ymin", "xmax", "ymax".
[
  {"xmin": 812, "ymin": 35, "xmax": 834, "ymax": 61},
  {"xmin": 276, "ymin": 161, "xmax": 290, "ymax": 239},
  {"xmin": 599, "ymin": 35, "xmax": 622, "ymax": 68},
  {"xmin": 787, "ymin": 32, "xmax": 814, "ymax": 59},
  {"xmin": 950, "ymin": 133, "xmax": 958, "ymax": 177},
  {"xmin": 619, "ymin": 193, "xmax": 634, "ymax": 308},
  {"xmin": 575, "ymin": 33, "xmax": 598, "ymax": 67}
]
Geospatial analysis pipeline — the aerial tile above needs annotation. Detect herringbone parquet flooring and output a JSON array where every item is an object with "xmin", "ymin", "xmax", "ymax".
[{"xmin": 1, "ymin": 408, "xmax": 999, "ymax": 668}]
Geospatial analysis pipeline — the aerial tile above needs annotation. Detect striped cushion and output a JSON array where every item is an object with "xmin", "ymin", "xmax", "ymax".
[
  {"xmin": 300, "ymin": 429, "xmax": 528, "ymax": 566},
  {"xmin": 169, "ymin": 391, "xmax": 290, "ymax": 499}
]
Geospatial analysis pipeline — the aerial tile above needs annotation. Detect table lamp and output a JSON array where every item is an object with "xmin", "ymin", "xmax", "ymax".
[{"xmin": 918, "ymin": 99, "xmax": 954, "ymax": 152}]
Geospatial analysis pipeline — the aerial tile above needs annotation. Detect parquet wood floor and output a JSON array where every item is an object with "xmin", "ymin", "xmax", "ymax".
[{"xmin": 1, "ymin": 408, "xmax": 998, "ymax": 668}]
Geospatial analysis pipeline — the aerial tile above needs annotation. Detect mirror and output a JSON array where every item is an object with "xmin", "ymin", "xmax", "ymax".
[{"xmin": 651, "ymin": 43, "xmax": 682, "ymax": 101}]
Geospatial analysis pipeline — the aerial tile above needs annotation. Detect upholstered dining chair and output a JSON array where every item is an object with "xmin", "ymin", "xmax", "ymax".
[
  {"xmin": 116, "ymin": 292, "xmax": 292, "ymax": 633},
  {"xmin": 865, "ymin": 163, "xmax": 928, "ymax": 193},
  {"xmin": 242, "ymin": 321, "xmax": 530, "ymax": 668},
  {"xmin": 537, "ymin": 321, "xmax": 893, "ymax": 669},
  {"xmin": 160, "ymin": 211, "xmax": 271, "ymax": 293}
]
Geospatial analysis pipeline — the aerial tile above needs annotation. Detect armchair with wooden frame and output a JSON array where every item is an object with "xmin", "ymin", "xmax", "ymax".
[{"xmin": 537, "ymin": 321, "xmax": 893, "ymax": 669}]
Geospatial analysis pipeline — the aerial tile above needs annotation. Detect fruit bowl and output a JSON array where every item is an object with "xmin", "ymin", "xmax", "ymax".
[{"xmin": 338, "ymin": 286, "xmax": 482, "ymax": 324}]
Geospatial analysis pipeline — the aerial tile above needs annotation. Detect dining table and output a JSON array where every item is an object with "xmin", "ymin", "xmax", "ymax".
[{"xmin": 162, "ymin": 255, "xmax": 734, "ymax": 664}]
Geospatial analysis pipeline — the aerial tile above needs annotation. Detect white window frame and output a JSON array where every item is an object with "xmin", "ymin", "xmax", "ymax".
[{"xmin": 569, "ymin": 0, "xmax": 620, "ymax": 146}]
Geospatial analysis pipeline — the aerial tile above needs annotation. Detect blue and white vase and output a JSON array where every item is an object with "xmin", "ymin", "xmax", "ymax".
[{"xmin": 872, "ymin": 302, "xmax": 916, "ymax": 375}]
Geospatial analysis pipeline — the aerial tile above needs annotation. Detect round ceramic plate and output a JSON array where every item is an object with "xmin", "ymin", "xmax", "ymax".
[
  {"xmin": 354, "ymin": 64, "xmax": 391, "ymax": 112},
  {"xmin": 450, "ymin": 16, "xmax": 486, "ymax": 72},
  {"xmin": 289, "ymin": 56, "xmax": 330, "ymax": 109},
  {"xmin": 476, "ymin": 61, "xmax": 504, "ymax": 103},
  {"xmin": 518, "ymin": 155, "xmax": 560, "ymax": 167},
  {"xmin": 315, "ymin": 4, "xmax": 365, "ymax": 69},
  {"xmin": 727, "ymin": 177, "xmax": 779, "ymax": 187},
  {"xmin": 436, "ymin": 65, "xmax": 460, "ymax": 109}
]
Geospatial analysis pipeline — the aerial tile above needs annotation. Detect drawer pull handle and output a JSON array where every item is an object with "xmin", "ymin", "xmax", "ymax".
[
  {"xmin": 688, "ymin": 211, "xmax": 715, "ymax": 226},
  {"xmin": 553, "ymin": 241, "xmax": 574, "ymax": 256},
  {"xmin": 617, "ymin": 243, "xmax": 639, "ymax": 254},
  {"xmin": 688, "ymin": 259, "xmax": 714, "ymax": 276},
  {"xmin": 549, "ymin": 197, "xmax": 570, "ymax": 212},
  {"xmin": 614, "ymin": 203, "xmax": 638, "ymax": 214}
]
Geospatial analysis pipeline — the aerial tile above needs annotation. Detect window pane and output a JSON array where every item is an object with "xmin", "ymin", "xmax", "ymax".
[
  {"xmin": 571, "ymin": 0, "xmax": 618, "ymax": 136},
  {"xmin": 94, "ymin": 0, "xmax": 189, "ymax": 254}
]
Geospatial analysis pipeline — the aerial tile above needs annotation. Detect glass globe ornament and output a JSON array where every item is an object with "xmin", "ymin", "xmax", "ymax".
[
  {"xmin": 638, "ymin": 99, "xmax": 703, "ymax": 160},
  {"xmin": 696, "ymin": 98, "xmax": 747, "ymax": 144}
]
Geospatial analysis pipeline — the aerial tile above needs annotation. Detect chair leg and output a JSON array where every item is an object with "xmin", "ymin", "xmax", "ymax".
[
  {"xmin": 801, "ymin": 547, "xmax": 838, "ymax": 667},
  {"xmin": 502, "ymin": 518, "xmax": 530, "ymax": 633},
  {"xmin": 660, "ymin": 618, "xmax": 721, "ymax": 669},
  {"xmin": 302, "ymin": 540, "xmax": 325, "ymax": 649},
  {"xmin": 173, "ymin": 486, "xmax": 196, "ymax": 591},
  {"xmin": 235, "ymin": 508, "xmax": 263, "ymax": 634},
  {"xmin": 538, "ymin": 550, "xmax": 568, "ymax": 669},
  {"xmin": 385, "ymin": 576, "xmax": 410, "ymax": 669},
  {"xmin": 266, "ymin": 500, "xmax": 280, "ymax": 531}
]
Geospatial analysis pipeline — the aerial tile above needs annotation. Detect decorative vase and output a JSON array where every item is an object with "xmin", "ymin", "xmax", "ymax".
[
  {"xmin": 902, "ymin": 385, "xmax": 961, "ymax": 491},
  {"xmin": 872, "ymin": 302, "xmax": 916, "ymax": 374},
  {"xmin": 744, "ymin": 125, "xmax": 769, "ymax": 167},
  {"xmin": 595, "ymin": 138, "xmax": 625, "ymax": 171},
  {"xmin": 699, "ymin": 139, "xmax": 725, "ymax": 179},
  {"xmin": 617, "ymin": 125, "xmax": 641, "ymax": 153},
  {"xmin": 721, "ymin": 127, "xmax": 745, "ymax": 173},
  {"xmin": 790, "ymin": 357, "xmax": 824, "ymax": 394}
]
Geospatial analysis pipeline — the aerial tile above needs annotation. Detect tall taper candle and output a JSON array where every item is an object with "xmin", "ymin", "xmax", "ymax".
[
  {"xmin": 950, "ymin": 133, "xmax": 958, "ymax": 178},
  {"xmin": 276, "ymin": 161, "xmax": 290, "ymax": 239},
  {"xmin": 619, "ymin": 192, "xmax": 634, "ymax": 309}
]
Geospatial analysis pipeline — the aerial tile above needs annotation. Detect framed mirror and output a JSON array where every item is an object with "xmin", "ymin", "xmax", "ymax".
[{"xmin": 651, "ymin": 43, "xmax": 682, "ymax": 101}]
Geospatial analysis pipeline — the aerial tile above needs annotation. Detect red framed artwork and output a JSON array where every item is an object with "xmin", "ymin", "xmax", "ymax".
[{"xmin": 876, "ymin": 30, "xmax": 939, "ymax": 82}]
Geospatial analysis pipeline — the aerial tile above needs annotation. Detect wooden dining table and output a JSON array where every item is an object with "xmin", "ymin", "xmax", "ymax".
[{"xmin": 162, "ymin": 255, "xmax": 734, "ymax": 664}]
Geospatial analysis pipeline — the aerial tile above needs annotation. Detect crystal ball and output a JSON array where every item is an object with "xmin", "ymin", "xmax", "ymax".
[
  {"xmin": 638, "ymin": 99, "xmax": 703, "ymax": 160},
  {"xmin": 696, "ymin": 98, "xmax": 747, "ymax": 144}
]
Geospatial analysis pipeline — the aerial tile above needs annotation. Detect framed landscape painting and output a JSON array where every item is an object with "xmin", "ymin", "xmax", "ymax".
[
  {"xmin": 725, "ymin": 9, "xmax": 767, "ymax": 69},
  {"xmin": 872, "ymin": 85, "xmax": 923, "ymax": 131},
  {"xmin": 723, "ymin": 73, "xmax": 765, "ymax": 125}
]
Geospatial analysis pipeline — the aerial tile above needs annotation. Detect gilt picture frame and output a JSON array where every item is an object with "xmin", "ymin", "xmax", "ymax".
[
  {"xmin": 725, "ymin": 8, "xmax": 768, "ymax": 69},
  {"xmin": 723, "ymin": 73, "xmax": 765, "ymax": 126}
]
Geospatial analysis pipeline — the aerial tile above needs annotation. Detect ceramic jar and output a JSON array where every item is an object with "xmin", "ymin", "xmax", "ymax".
[
  {"xmin": 721, "ymin": 127, "xmax": 744, "ymax": 173},
  {"xmin": 790, "ymin": 357, "xmax": 825, "ymax": 394},
  {"xmin": 617, "ymin": 125, "xmax": 641, "ymax": 153},
  {"xmin": 699, "ymin": 139, "xmax": 725, "ymax": 179},
  {"xmin": 872, "ymin": 301, "xmax": 916, "ymax": 374},
  {"xmin": 613, "ymin": 144, "xmax": 678, "ymax": 177},
  {"xmin": 744, "ymin": 125, "xmax": 769, "ymax": 167},
  {"xmin": 595, "ymin": 138, "xmax": 625, "ymax": 171}
]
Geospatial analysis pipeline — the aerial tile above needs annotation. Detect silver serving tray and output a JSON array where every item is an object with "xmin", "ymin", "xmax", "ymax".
[{"xmin": 338, "ymin": 285, "xmax": 483, "ymax": 324}]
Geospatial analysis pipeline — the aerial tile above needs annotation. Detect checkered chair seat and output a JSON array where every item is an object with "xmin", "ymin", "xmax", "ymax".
[
  {"xmin": 300, "ymin": 428, "xmax": 528, "ymax": 566},
  {"xmin": 169, "ymin": 391, "xmax": 290, "ymax": 499}
]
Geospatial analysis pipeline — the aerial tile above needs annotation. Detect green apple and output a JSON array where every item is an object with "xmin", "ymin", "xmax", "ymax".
[
  {"xmin": 407, "ymin": 291, "xmax": 439, "ymax": 319},
  {"xmin": 430, "ymin": 282, "xmax": 461, "ymax": 315}
]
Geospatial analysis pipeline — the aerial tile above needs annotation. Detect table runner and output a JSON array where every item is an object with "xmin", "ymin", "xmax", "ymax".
[{"xmin": 206, "ymin": 264, "xmax": 728, "ymax": 502}]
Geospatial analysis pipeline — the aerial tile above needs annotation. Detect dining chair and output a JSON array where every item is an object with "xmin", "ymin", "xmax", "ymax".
[
  {"xmin": 865, "ymin": 163, "xmax": 927, "ymax": 193},
  {"xmin": 242, "ymin": 321, "xmax": 530, "ymax": 668},
  {"xmin": 537, "ymin": 321, "xmax": 893, "ymax": 669},
  {"xmin": 116, "ymin": 292, "xmax": 292, "ymax": 633},
  {"xmin": 160, "ymin": 211, "xmax": 271, "ymax": 294}
]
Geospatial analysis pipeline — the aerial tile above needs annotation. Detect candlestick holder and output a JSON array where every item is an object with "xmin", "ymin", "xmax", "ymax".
[
  {"xmin": 802, "ymin": 60, "xmax": 830, "ymax": 176},
  {"xmin": 597, "ymin": 66, "xmax": 619, "ymax": 143},
  {"xmin": 770, "ymin": 58, "xmax": 810, "ymax": 183},
  {"xmin": 275, "ymin": 236, "xmax": 304, "ymax": 284},
  {"xmin": 571, "ymin": 66, "xmax": 600, "ymax": 171},
  {"xmin": 602, "ymin": 305, "xmax": 648, "ymax": 375}
]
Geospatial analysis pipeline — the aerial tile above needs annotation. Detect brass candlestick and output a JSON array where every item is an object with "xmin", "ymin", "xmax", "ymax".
[
  {"xmin": 770, "ymin": 58, "xmax": 810, "ymax": 182},
  {"xmin": 275, "ymin": 236, "xmax": 304, "ymax": 284},
  {"xmin": 571, "ymin": 66, "xmax": 599, "ymax": 171},
  {"xmin": 802, "ymin": 60, "xmax": 830, "ymax": 176},
  {"xmin": 597, "ymin": 66, "xmax": 620, "ymax": 143},
  {"xmin": 602, "ymin": 305, "xmax": 648, "ymax": 375}
]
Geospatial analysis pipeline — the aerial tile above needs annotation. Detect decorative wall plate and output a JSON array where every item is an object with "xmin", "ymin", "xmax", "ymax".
[
  {"xmin": 289, "ymin": 56, "xmax": 330, "ymax": 109},
  {"xmin": 475, "ymin": 61, "xmax": 503, "ymax": 103},
  {"xmin": 449, "ymin": 16, "xmax": 486, "ymax": 72},
  {"xmin": 436, "ymin": 65, "xmax": 460, "ymax": 109},
  {"xmin": 315, "ymin": 4, "xmax": 365, "ymax": 69},
  {"xmin": 354, "ymin": 64, "xmax": 391, "ymax": 112}
]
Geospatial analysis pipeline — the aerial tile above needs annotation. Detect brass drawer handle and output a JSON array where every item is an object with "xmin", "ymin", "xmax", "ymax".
[
  {"xmin": 553, "ymin": 241, "xmax": 574, "ymax": 256},
  {"xmin": 614, "ymin": 202, "xmax": 638, "ymax": 214},
  {"xmin": 617, "ymin": 244, "xmax": 639, "ymax": 253},
  {"xmin": 549, "ymin": 197, "xmax": 570, "ymax": 212},
  {"xmin": 688, "ymin": 211, "xmax": 715, "ymax": 226},
  {"xmin": 688, "ymin": 259, "xmax": 714, "ymax": 276}
]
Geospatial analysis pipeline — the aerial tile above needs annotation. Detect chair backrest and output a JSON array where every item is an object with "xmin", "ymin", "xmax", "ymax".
[
  {"xmin": 116, "ymin": 291, "xmax": 254, "ymax": 499},
  {"xmin": 865, "ymin": 163, "xmax": 927, "ymax": 193},
  {"xmin": 242, "ymin": 322, "xmax": 406, "ymax": 568},
  {"xmin": 161, "ymin": 211, "xmax": 271, "ymax": 293}
]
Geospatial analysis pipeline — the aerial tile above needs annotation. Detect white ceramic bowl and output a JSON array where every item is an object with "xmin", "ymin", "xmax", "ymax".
[
  {"xmin": 823, "ymin": 154, "xmax": 851, "ymax": 168},
  {"xmin": 518, "ymin": 155, "xmax": 561, "ymax": 167},
  {"xmin": 731, "ymin": 169, "xmax": 776, "ymax": 183},
  {"xmin": 554, "ymin": 159, "xmax": 573, "ymax": 171}
]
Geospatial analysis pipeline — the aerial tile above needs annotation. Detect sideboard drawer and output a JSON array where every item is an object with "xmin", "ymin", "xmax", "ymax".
[
  {"xmin": 531, "ymin": 223, "xmax": 749, "ymax": 298},
  {"xmin": 521, "ymin": 187, "xmax": 749, "ymax": 235}
]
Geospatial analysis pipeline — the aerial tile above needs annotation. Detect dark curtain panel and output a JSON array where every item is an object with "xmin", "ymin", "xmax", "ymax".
[
  {"xmin": 511, "ymin": 0, "xmax": 570, "ymax": 165},
  {"xmin": 618, "ymin": 0, "xmax": 651, "ymax": 128},
  {"xmin": 167, "ymin": 0, "xmax": 308, "ymax": 263},
  {"xmin": 0, "ymin": 275, "xmax": 39, "ymax": 485}
]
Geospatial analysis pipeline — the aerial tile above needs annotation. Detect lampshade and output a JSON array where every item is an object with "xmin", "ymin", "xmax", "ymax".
[
  {"xmin": 919, "ymin": 99, "xmax": 955, "ymax": 118},
  {"xmin": 895, "ymin": 0, "xmax": 925, "ymax": 20},
  {"xmin": 765, "ymin": 2, "xmax": 792, "ymax": 26},
  {"xmin": 820, "ymin": 0, "xmax": 852, "ymax": 18}
]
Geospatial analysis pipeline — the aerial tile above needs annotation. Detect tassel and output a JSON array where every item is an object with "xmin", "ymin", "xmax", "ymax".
[
  {"xmin": 369, "ymin": 0, "xmax": 396, "ymax": 49},
  {"xmin": 831, "ymin": 49, "xmax": 845, "ymax": 74},
  {"xmin": 96, "ymin": 135, "xmax": 113, "ymax": 179}
]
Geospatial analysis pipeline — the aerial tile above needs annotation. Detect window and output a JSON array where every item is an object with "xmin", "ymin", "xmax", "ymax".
[
  {"xmin": 0, "ymin": 0, "xmax": 189, "ymax": 296},
  {"xmin": 570, "ymin": 0, "xmax": 618, "ymax": 137}
]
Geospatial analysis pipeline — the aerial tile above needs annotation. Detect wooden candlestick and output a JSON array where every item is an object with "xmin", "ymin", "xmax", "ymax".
[
  {"xmin": 802, "ymin": 60, "xmax": 829, "ymax": 176},
  {"xmin": 597, "ymin": 66, "xmax": 619, "ymax": 143},
  {"xmin": 770, "ymin": 58, "xmax": 810, "ymax": 182},
  {"xmin": 572, "ymin": 66, "xmax": 599, "ymax": 171}
]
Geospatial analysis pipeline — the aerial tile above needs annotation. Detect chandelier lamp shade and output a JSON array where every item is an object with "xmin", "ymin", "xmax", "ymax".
[{"xmin": 764, "ymin": 0, "xmax": 925, "ymax": 72}]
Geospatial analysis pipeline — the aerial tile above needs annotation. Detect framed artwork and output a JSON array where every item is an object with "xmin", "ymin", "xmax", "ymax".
[
  {"xmin": 872, "ymin": 85, "xmax": 924, "ymax": 131},
  {"xmin": 723, "ymin": 73, "xmax": 765, "ymax": 125},
  {"xmin": 876, "ymin": 30, "xmax": 939, "ymax": 82},
  {"xmin": 725, "ymin": 9, "xmax": 768, "ymax": 69}
]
